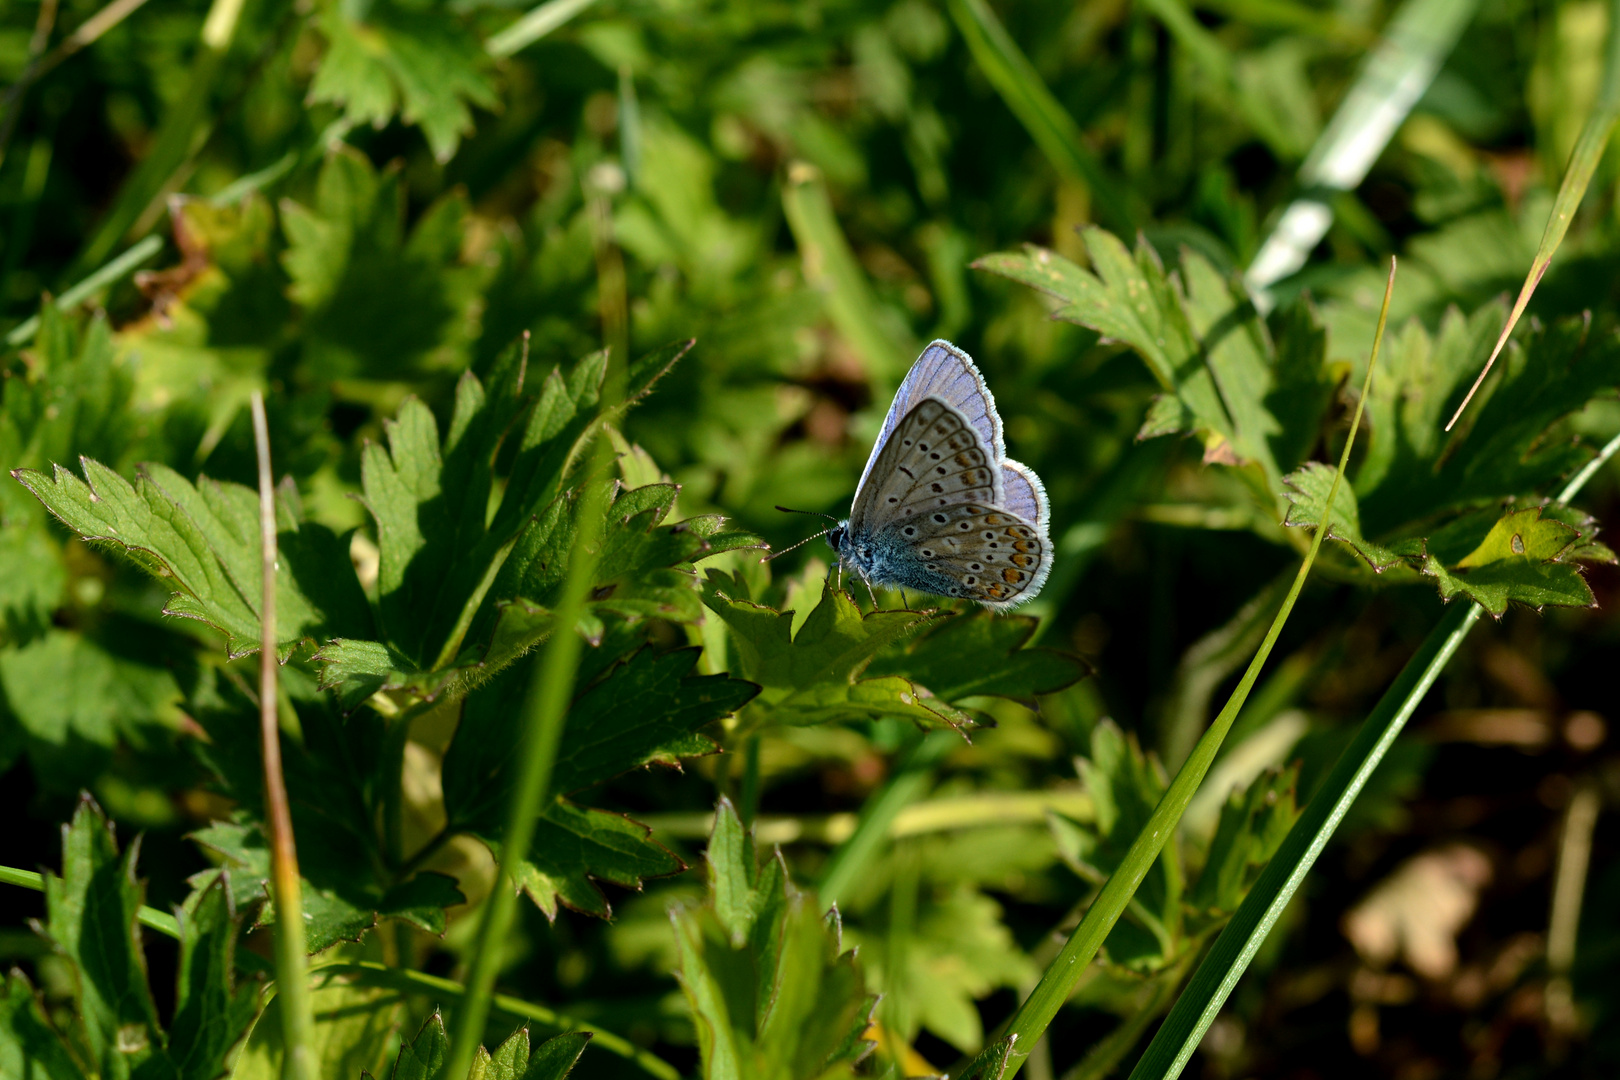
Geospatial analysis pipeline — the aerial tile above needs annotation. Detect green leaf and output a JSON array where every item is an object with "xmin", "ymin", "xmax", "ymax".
[
  {"xmin": 322, "ymin": 341, "xmax": 716, "ymax": 704},
  {"xmin": 673, "ymin": 800, "xmax": 875, "ymax": 1080},
  {"xmin": 444, "ymin": 645, "xmax": 755, "ymax": 835},
  {"xmin": 1049, "ymin": 721, "xmax": 1180, "ymax": 971},
  {"xmin": 472, "ymin": 482, "xmax": 760, "ymax": 680},
  {"xmin": 471, "ymin": 1029, "xmax": 591, "ymax": 1080},
  {"xmin": 308, "ymin": 1, "xmax": 497, "ymax": 162},
  {"xmin": 1281, "ymin": 461, "xmax": 1404, "ymax": 571},
  {"xmin": 13, "ymin": 459, "xmax": 372, "ymax": 658},
  {"xmin": 229, "ymin": 977, "xmax": 398, "ymax": 1080},
  {"xmin": 507, "ymin": 799, "xmax": 684, "ymax": 920},
  {"xmin": 1185, "ymin": 765, "xmax": 1300, "ymax": 918},
  {"xmin": 863, "ymin": 609, "xmax": 1088, "ymax": 706},
  {"xmin": 1356, "ymin": 310, "xmax": 1620, "ymax": 533},
  {"xmin": 188, "ymin": 671, "xmax": 463, "ymax": 950},
  {"xmin": 388, "ymin": 1011, "xmax": 450, "ymax": 1080},
  {"xmin": 442, "ymin": 642, "xmax": 738, "ymax": 916},
  {"xmin": 280, "ymin": 148, "xmax": 485, "ymax": 378},
  {"xmin": 41, "ymin": 796, "xmax": 163, "ymax": 1077},
  {"xmin": 164, "ymin": 871, "xmax": 261, "ymax": 1080},
  {"xmin": 0, "ymin": 971, "xmax": 88, "ymax": 1080},
  {"xmin": 956, "ymin": 1036, "xmax": 1019, "ymax": 1080},
  {"xmin": 974, "ymin": 234, "xmax": 1332, "ymax": 503},
  {"xmin": 849, "ymin": 885, "xmax": 1036, "ymax": 1054},
  {"xmin": 703, "ymin": 578, "xmax": 969, "ymax": 731},
  {"xmin": 0, "ymin": 629, "xmax": 182, "ymax": 785}
]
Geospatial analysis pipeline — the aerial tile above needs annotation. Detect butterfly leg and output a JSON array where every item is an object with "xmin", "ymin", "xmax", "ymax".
[
  {"xmin": 898, "ymin": 586, "xmax": 911, "ymax": 611},
  {"xmin": 863, "ymin": 578, "xmax": 879, "ymax": 610}
]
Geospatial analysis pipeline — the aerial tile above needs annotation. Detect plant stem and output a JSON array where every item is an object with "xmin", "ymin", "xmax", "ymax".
[
  {"xmin": 250, "ymin": 393, "xmax": 315, "ymax": 1080},
  {"xmin": 996, "ymin": 260, "xmax": 1399, "ymax": 1077},
  {"xmin": 444, "ymin": 382, "xmax": 623, "ymax": 1080}
]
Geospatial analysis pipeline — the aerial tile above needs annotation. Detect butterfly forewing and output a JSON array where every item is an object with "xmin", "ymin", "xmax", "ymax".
[
  {"xmin": 855, "ymin": 340, "xmax": 1005, "ymax": 497},
  {"xmin": 849, "ymin": 398, "xmax": 1002, "ymax": 531}
]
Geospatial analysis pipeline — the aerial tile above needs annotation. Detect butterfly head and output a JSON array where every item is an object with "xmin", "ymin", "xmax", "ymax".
[{"xmin": 825, "ymin": 521, "xmax": 848, "ymax": 553}]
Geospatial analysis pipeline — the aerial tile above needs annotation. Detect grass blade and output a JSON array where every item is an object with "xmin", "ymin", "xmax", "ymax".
[
  {"xmin": 443, "ymin": 361, "xmax": 623, "ymax": 1078},
  {"xmin": 1446, "ymin": 0, "xmax": 1620, "ymax": 430},
  {"xmin": 945, "ymin": 0, "xmax": 1137, "ymax": 232},
  {"xmin": 997, "ymin": 262, "xmax": 1399, "ymax": 1079},
  {"xmin": 782, "ymin": 161, "xmax": 916, "ymax": 389},
  {"xmin": 4, "ymin": 234, "xmax": 164, "ymax": 346},
  {"xmin": 1245, "ymin": 0, "xmax": 1479, "ymax": 302},
  {"xmin": 251, "ymin": 392, "xmax": 317, "ymax": 1080},
  {"xmin": 486, "ymin": 0, "xmax": 600, "ymax": 59},
  {"xmin": 1122, "ymin": 430, "xmax": 1620, "ymax": 1080}
]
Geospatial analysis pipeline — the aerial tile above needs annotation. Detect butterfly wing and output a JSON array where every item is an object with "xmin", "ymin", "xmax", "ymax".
[
  {"xmin": 901, "ymin": 500, "xmax": 1049, "ymax": 609},
  {"xmin": 853, "ymin": 340, "xmax": 1004, "ymax": 502},
  {"xmin": 848, "ymin": 398, "xmax": 1002, "ymax": 532}
]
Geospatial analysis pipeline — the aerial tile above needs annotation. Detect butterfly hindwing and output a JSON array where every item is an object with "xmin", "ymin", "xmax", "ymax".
[
  {"xmin": 849, "ymin": 398, "xmax": 1002, "ymax": 531},
  {"xmin": 900, "ymin": 501, "xmax": 1048, "ymax": 608}
]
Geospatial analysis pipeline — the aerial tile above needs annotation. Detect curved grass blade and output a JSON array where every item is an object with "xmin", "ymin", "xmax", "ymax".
[
  {"xmin": 1122, "ymin": 429, "xmax": 1620, "ymax": 1080},
  {"xmin": 1446, "ymin": 0, "xmax": 1620, "ymax": 430},
  {"xmin": 945, "ymin": 0, "xmax": 1137, "ymax": 232},
  {"xmin": 996, "ymin": 262, "xmax": 1399, "ymax": 1079},
  {"xmin": 1245, "ymin": 0, "xmax": 1479, "ymax": 302}
]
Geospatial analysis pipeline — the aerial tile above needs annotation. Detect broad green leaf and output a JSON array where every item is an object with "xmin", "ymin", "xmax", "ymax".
[
  {"xmin": 673, "ymin": 801, "xmax": 875, "ymax": 1080},
  {"xmin": 0, "ymin": 971, "xmax": 89, "ymax": 1080},
  {"xmin": 280, "ymin": 148, "xmax": 485, "ymax": 379},
  {"xmin": 0, "ymin": 629, "xmax": 182, "ymax": 785},
  {"xmin": 506, "ymin": 799, "xmax": 684, "ymax": 920},
  {"xmin": 470, "ymin": 1028, "xmax": 591, "ymax": 1080},
  {"xmin": 164, "ymin": 871, "xmax": 260, "ymax": 1080},
  {"xmin": 703, "ymin": 578, "xmax": 969, "ymax": 731},
  {"xmin": 1355, "ymin": 310, "xmax": 1620, "ymax": 532},
  {"xmin": 443, "ymin": 645, "xmax": 755, "ymax": 833},
  {"xmin": 229, "ymin": 977, "xmax": 398, "ymax": 1080},
  {"xmin": 323, "ymin": 341, "xmax": 718, "ymax": 704},
  {"xmin": 848, "ymin": 885, "xmax": 1035, "ymax": 1054},
  {"xmin": 974, "ymin": 234, "xmax": 1333, "ymax": 503},
  {"xmin": 309, "ymin": 1, "xmax": 497, "ymax": 162},
  {"xmin": 14, "ymin": 459, "xmax": 372, "ymax": 658},
  {"xmin": 1185, "ymin": 765, "xmax": 1300, "ymax": 918},
  {"xmin": 387, "ymin": 1011, "xmax": 450, "ymax": 1080},
  {"xmin": 863, "ymin": 609, "xmax": 1088, "ymax": 706},
  {"xmin": 471, "ymin": 482, "xmax": 761, "ymax": 681},
  {"xmin": 443, "ymin": 645, "xmax": 753, "ymax": 918},
  {"xmin": 1281, "ymin": 462, "xmax": 1403, "ymax": 571},
  {"xmin": 190, "ymin": 671, "xmax": 463, "ymax": 949},
  {"xmin": 41, "ymin": 796, "xmax": 163, "ymax": 1077}
]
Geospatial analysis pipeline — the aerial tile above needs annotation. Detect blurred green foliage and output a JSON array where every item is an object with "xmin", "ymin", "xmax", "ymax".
[{"xmin": 2, "ymin": 0, "xmax": 1620, "ymax": 1077}]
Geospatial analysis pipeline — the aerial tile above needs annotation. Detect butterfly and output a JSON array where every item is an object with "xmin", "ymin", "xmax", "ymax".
[{"xmin": 825, "ymin": 340, "xmax": 1051, "ymax": 610}]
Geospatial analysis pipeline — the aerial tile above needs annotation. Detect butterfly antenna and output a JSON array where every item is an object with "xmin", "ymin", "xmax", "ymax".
[
  {"xmin": 774, "ymin": 505, "xmax": 839, "ymax": 521},
  {"xmin": 760, "ymin": 529, "xmax": 829, "ymax": 563}
]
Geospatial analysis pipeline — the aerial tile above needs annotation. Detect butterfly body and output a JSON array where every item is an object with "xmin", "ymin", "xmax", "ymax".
[{"xmin": 829, "ymin": 341, "xmax": 1051, "ymax": 610}]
